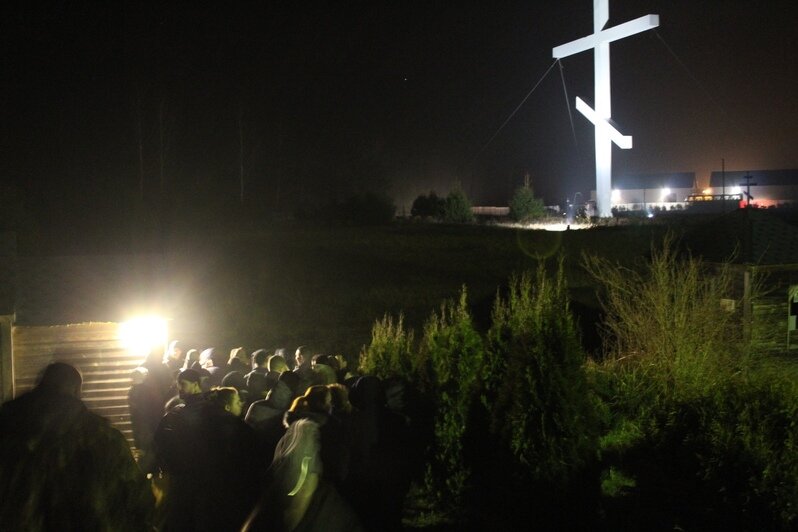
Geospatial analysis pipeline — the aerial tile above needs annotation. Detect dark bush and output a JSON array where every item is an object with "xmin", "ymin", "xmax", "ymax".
[
  {"xmin": 339, "ymin": 192, "xmax": 396, "ymax": 225},
  {"xmin": 509, "ymin": 183, "xmax": 545, "ymax": 222},
  {"xmin": 443, "ymin": 186, "xmax": 474, "ymax": 223},
  {"xmin": 411, "ymin": 191, "xmax": 445, "ymax": 218},
  {"xmin": 294, "ymin": 192, "xmax": 396, "ymax": 225}
]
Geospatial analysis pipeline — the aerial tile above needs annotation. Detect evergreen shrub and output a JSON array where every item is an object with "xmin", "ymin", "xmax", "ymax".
[
  {"xmin": 411, "ymin": 192, "xmax": 445, "ymax": 219},
  {"xmin": 358, "ymin": 313, "xmax": 416, "ymax": 381},
  {"xmin": 509, "ymin": 183, "xmax": 545, "ymax": 222},
  {"xmin": 419, "ymin": 287, "xmax": 484, "ymax": 513},
  {"xmin": 485, "ymin": 261, "xmax": 597, "ymax": 484},
  {"xmin": 443, "ymin": 187, "xmax": 474, "ymax": 223}
]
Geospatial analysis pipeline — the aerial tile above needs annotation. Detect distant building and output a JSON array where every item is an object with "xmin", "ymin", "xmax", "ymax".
[
  {"xmin": 586, "ymin": 169, "xmax": 798, "ymax": 215},
  {"xmin": 590, "ymin": 172, "xmax": 696, "ymax": 213},
  {"xmin": 707, "ymin": 169, "xmax": 798, "ymax": 208}
]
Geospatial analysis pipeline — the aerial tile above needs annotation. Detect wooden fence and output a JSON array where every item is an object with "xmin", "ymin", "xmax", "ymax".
[{"xmin": 10, "ymin": 322, "xmax": 145, "ymax": 447}]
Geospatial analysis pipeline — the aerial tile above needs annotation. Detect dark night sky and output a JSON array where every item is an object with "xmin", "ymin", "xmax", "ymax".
[{"xmin": 2, "ymin": 0, "xmax": 797, "ymax": 221}]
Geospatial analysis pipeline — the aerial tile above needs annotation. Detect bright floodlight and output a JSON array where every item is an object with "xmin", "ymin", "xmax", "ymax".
[
  {"xmin": 702, "ymin": 188, "xmax": 712, "ymax": 195},
  {"xmin": 730, "ymin": 186, "xmax": 741, "ymax": 195},
  {"xmin": 660, "ymin": 187, "xmax": 671, "ymax": 200},
  {"xmin": 120, "ymin": 316, "xmax": 168, "ymax": 356},
  {"xmin": 611, "ymin": 189, "xmax": 621, "ymax": 202}
]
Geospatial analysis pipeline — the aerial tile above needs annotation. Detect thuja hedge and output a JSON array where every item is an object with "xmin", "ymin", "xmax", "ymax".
[
  {"xmin": 360, "ymin": 239, "xmax": 798, "ymax": 529},
  {"xmin": 360, "ymin": 261, "xmax": 599, "ymax": 527}
]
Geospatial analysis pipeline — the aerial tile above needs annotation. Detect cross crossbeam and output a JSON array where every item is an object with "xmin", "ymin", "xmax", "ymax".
[
  {"xmin": 553, "ymin": 15, "xmax": 660, "ymax": 59},
  {"xmin": 552, "ymin": 0, "xmax": 659, "ymax": 217},
  {"xmin": 575, "ymin": 97, "xmax": 632, "ymax": 149}
]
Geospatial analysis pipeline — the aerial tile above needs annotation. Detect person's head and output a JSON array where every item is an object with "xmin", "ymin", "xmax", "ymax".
[
  {"xmin": 288, "ymin": 385, "xmax": 331, "ymax": 415},
  {"xmin": 247, "ymin": 371, "xmax": 269, "ymax": 400},
  {"xmin": 38, "ymin": 363, "xmax": 82, "ymax": 398},
  {"xmin": 294, "ymin": 345, "xmax": 310, "ymax": 368},
  {"xmin": 176, "ymin": 369, "xmax": 202, "ymax": 397},
  {"xmin": 312, "ymin": 363, "xmax": 338, "ymax": 385},
  {"xmin": 328, "ymin": 383, "xmax": 352, "ymax": 414},
  {"xmin": 209, "ymin": 387, "xmax": 243, "ymax": 417},
  {"xmin": 164, "ymin": 340, "xmax": 184, "ymax": 364},
  {"xmin": 228, "ymin": 347, "xmax": 248, "ymax": 367},
  {"xmin": 196, "ymin": 368, "xmax": 212, "ymax": 393},
  {"xmin": 312, "ymin": 354, "xmax": 340, "ymax": 372},
  {"xmin": 251, "ymin": 349, "xmax": 269, "ymax": 369},
  {"xmin": 277, "ymin": 371, "xmax": 300, "ymax": 398},
  {"xmin": 267, "ymin": 354, "xmax": 289, "ymax": 373},
  {"xmin": 221, "ymin": 371, "xmax": 247, "ymax": 392},
  {"xmin": 182, "ymin": 349, "xmax": 200, "ymax": 370},
  {"xmin": 199, "ymin": 348, "xmax": 216, "ymax": 368}
]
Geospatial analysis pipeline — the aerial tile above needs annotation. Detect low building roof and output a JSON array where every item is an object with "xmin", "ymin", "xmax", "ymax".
[{"xmin": 709, "ymin": 169, "xmax": 798, "ymax": 187}]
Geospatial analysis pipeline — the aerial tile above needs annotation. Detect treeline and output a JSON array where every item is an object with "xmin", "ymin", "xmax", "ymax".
[
  {"xmin": 359, "ymin": 237, "xmax": 798, "ymax": 530},
  {"xmin": 411, "ymin": 179, "xmax": 546, "ymax": 223}
]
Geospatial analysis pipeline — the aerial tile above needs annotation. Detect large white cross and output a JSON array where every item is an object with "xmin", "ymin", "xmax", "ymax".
[{"xmin": 553, "ymin": 0, "xmax": 659, "ymax": 217}]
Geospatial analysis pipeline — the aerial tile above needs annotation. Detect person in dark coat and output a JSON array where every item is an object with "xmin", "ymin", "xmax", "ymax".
[
  {"xmin": 200, "ymin": 347, "xmax": 228, "ymax": 388},
  {"xmin": 163, "ymin": 368, "xmax": 205, "ymax": 414},
  {"xmin": 154, "ymin": 386, "xmax": 257, "ymax": 531},
  {"xmin": 244, "ymin": 385, "xmax": 361, "ymax": 532},
  {"xmin": 245, "ymin": 373, "xmax": 296, "ymax": 468},
  {"xmin": 247, "ymin": 349, "xmax": 271, "ymax": 377},
  {"xmin": 345, "ymin": 376, "xmax": 416, "ymax": 532},
  {"xmin": 181, "ymin": 348, "xmax": 200, "ymax": 370},
  {"xmin": 0, "ymin": 362, "xmax": 154, "ymax": 531},
  {"xmin": 164, "ymin": 340, "xmax": 186, "ymax": 372},
  {"xmin": 292, "ymin": 346, "xmax": 316, "ymax": 396},
  {"xmin": 227, "ymin": 347, "xmax": 250, "ymax": 374}
]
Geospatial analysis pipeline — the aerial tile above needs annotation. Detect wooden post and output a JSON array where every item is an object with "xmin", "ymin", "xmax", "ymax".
[
  {"xmin": 743, "ymin": 267, "xmax": 752, "ymax": 347},
  {"xmin": 0, "ymin": 316, "xmax": 14, "ymax": 402}
]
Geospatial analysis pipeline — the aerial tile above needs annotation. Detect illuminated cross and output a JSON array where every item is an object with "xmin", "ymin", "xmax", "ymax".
[{"xmin": 553, "ymin": 1, "xmax": 659, "ymax": 217}]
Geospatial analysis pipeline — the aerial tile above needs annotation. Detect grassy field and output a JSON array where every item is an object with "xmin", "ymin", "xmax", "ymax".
[{"xmin": 162, "ymin": 220, "xmax": 668, "ymax": 357}]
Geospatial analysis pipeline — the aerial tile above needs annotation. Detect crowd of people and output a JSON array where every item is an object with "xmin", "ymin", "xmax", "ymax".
[{"xmin": 0, "ymin": 340, "xmax": 419, "ymax": 531}]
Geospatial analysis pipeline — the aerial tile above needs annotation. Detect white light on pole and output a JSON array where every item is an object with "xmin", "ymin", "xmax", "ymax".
[{"xmin": 120, "ymin": 316, "xmax": 168, "ymax": 357}]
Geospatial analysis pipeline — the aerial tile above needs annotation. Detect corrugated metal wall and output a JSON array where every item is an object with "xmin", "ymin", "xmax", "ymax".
[{"xmin": 11, "ymin": 322, "xmax": 146, "ymax": 447}]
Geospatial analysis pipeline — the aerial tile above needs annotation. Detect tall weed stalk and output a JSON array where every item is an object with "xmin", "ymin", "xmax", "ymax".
[{"xmin": 583, "ymin": 232, "xmax": 741, "ymax": 400}]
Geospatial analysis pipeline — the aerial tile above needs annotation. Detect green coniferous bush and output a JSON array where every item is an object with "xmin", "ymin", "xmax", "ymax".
[
  {"xmin": 485, "ymin": 261, "xmax": 597, "ymax": 484},
  {"xmin": 358, "ymin": 313, "xmax": 416, "ymax": 381},
  {"xmin": 443, "ymin": 186, "xmax": 474, "ymax": 223},
  {"xmin": 411, "ymin": 191, "xmax": 445, "ymax": 219},
  {"xmin": 509, "ymin": 181, "xmax": 545, "ymax": 222},
  {"xmin": 420, "ymin": 287, "xmax": 484, "ymax": 514}
]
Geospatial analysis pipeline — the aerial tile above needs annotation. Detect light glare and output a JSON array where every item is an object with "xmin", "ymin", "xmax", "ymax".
[{"xmin": 120, "ymin": 316, "xmax": 168, "ymax": 356}]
